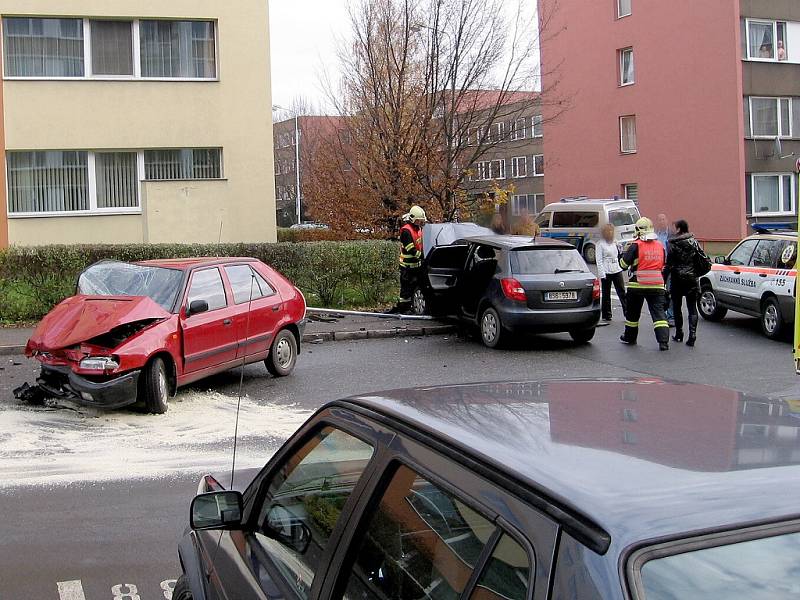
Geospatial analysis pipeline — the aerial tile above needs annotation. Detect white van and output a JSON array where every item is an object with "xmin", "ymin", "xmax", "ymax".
[{"xmin": 534, "ymin": 199, "xmax": 640, "ymax": 263}]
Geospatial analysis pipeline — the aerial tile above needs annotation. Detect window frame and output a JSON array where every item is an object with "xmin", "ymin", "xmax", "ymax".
[
  {"xmin": 511, "ymin": 156, "xmax": 528, "ymax": 178},
  {"xmin": 617, "ymin": 0, "xmax": 632, "ymax": 19},
  {"xmin": 186, "ymin": 267, "xmax": 228, "ymax": 312},
  {"xmin": 750, "ymin": 172, "xmax": 795, "ymax": 216},
  {"xmin": 491, "ymin": 158, "xmax": 506, "ymax": 179},
  {"xmin": 510, "ymin": 118, "xmax": 528, "ymax": 141},
  {"xmin": 623, "ymin": 183, "xmax": 639, "ymax": 202},
  {"xmin": 744, "ymin": 18, "xmax": 788, "ymax": 63},
  {"xmin": 2, "ymin": 17, "xmax": 220, "ymax": 82},
  {"xmin": 532, "ymin": 114, "xmax": 544, "ymax": 138},
  {"xmin": 625, "ymin": 518, "xmax": 800, "ymax": 600},
  {"xmin": 748, "ymin": 96, "xmax": 794, "ymax": 139},
  {"xmin": 619, "ymin": 115, "xmax": 637, "ymax": 154},
  {"xmin": 532, "ymin": 154, "xmax": 545, "ymax": 177},
  {"xmin": 619, "ymin": 47, "xmax": 635, "ymax": 86}
]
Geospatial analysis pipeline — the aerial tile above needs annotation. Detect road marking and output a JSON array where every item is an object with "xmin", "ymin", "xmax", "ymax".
[
  {"xmin": 161, "ymin": 579, "xmax": 177, "ymax": 599},
  {"xmin": 57, "ymin": 581, "xmax": 86, "ymax": 600},
  {"xmin": 111, "ymin": 583, "xmax": 141, "ymax": 599}
]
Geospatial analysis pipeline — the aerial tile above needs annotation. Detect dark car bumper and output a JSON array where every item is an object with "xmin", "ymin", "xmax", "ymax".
[
  {"xmin": 38, "ymin": 364, "xmax": 141, "ymax": 410},
  {"xmin": 497, "ymin": 302, "xmax": 601, "ymax": 333}
]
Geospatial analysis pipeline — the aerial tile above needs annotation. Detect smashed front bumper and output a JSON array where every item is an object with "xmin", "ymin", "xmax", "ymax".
[{"xmin": 33, "ymin": 364, "xmax": 141, "ymax": 410}]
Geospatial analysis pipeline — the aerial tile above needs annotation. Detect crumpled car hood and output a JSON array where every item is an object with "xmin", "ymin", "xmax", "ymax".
[{"xmin": 26, "ymin": 295, "xmax": 171, "ymax": 353}]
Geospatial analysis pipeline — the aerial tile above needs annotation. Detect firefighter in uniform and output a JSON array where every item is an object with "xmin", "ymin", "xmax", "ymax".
[
  {"xmin": 619, "ymin": 217, "xmax": 671, "ymax": 351},
  {"xmin": 392, "ymin": 205, "xmax": 427, "ymax": 314}
]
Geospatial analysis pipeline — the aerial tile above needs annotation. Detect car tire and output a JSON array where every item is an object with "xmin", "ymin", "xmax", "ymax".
[
  {"xmin": 172, "ymin": 575, "xmax": 193, "ymax": 600},
  {"xmin": 569, "ymin": 328, "xmax": 596, "ymax": 344},
  {"xmin": 698, "ymin": 286, "xmax": 727, "ymax": 321},
  {"xmin": 266, "ymin": 329, "xmax": 298, "ymax": 377},
  {"xmin": 412, "ymin": 287, "xmax": 428, "ymax": 315},
  {"xmin": 480, "ymin": 308, "xmax": 504, "ymax": 349},
  {"xmin": 761, "ymin": 297, "xmax": 785, "ymax": 340},
  {"xmin": 583, "ymin": 243, "xmax": 596, "ymax": 264},
  {"xmin": 140, "ymin": 357, "xmax": 169, "ymax": 414}
]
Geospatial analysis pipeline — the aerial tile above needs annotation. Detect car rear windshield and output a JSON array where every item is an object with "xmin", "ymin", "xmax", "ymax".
[
  {"xmin": 510, "ymin": 249, "xmax": 587, "ymax": 275},
  {"xmin": 608, "ymin": 207, "xmax": 640, "ymax": 226},
  {"xmin": 638, "ymin": 530, "xmax": 800, "ymax": 599},
  {"xmin": 77, "ymin": 261, "xmax": 184, "ymax": 310}
]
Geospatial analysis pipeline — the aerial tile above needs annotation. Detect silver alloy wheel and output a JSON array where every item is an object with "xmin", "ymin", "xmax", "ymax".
[
  {"xmin": 699, "ymin": 291, "xmax": 716, "ymax": 315},
  {"xmin": 482, "ymin": 311, "xmax": 498, "ymax": 344},
  {"xmin": 276, "ymin": 337, "xmax": 293, "ymax": 369},
  {"xmin": 412, "ymin": 288, "xmax": 427, "ymax": 315},
  {"xmin": 156, "ymin": 366, "xmax": 168, "ymax": 403},
  {"xmin": 764, "ymin": 304, "xmax": 778, "ymax": 334}
]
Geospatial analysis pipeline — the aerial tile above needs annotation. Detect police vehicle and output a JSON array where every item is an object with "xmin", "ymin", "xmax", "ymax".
[{"xmin": 699, "ymin": 225, "xmax": 797, "ymax": 340}]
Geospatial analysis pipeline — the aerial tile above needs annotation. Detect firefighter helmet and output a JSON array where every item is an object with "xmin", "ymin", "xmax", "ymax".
[
  {"xmin": 408, "ymin": 205, "xmax": 427, "ymax": 223},
  {"xmin": 635, "ymin": 217, "xmax": 656, "ymax": 241}
]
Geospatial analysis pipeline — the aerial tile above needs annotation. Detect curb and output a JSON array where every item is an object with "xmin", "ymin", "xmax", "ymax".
[{"xmin": 0, "ymin": 326, "xmax": 456, "ymax": 356}]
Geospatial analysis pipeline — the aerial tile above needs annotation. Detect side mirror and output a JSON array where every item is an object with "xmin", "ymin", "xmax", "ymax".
[
  {"xmin": 190, "ymin": 491, "xmax": 243, "ymax": 530},
  {"xmin": 264, "ymin": 503, "xmax": 312, "ymax": 554},
  {"xmin": 187, "ymin": 299, "xmax": 209, "ymax": 317}
]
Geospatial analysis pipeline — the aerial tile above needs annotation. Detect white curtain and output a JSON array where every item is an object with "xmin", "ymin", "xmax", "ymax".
[
  {"xmin": 91, "ymin": 21, "xmax": 133, "ymax": 76},
  {"xmin": 140, "ymin": 20, "xmax": 216, "ymax": 78},
  {"xmin": 3, "ymin": 17, "xmax": 84, "ymax": 77},
  {"xmin": 96, "ymin": 152, "xmax": 138, "ymax": 208},
  {"xmin": 7, "ymin": 151, "xmax": 89, "ymax": 213},
  {"xmin": 749, "ymin": 22, "xmax": 774, "ymax": 58},
  {"xmin": 753, "ymin": 176, "xmax": 779, "ymax": 213},
  {"xmin": 620, "ymin": 117, "xmax": 637, "ymax": 153},
  {"xmin": 751, "ymin": 98, "xmax": 777, "ymax": 136}
]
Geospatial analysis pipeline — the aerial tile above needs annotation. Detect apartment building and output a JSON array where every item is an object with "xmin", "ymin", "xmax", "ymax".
[
  {"xmin": 0, "ymin": 1, "xmax": 275, "ymax": 247},
  {"xmin": 462, "ymin": 95, "xmax": 545, "ymax": 227},
  {"xmin": 539, "ymin": 0, "xmax": 800, "ymax": 251}
]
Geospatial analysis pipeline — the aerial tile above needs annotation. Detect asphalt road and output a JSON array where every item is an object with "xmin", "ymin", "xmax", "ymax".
[{"xmin": 1, "ymin": 306, "xmax": 799, "ymax": 598}]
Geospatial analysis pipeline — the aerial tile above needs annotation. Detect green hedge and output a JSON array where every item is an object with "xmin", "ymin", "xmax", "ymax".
[{"xmin": 0, "ymin": 241, "xmax": 399, "ymax": 323}]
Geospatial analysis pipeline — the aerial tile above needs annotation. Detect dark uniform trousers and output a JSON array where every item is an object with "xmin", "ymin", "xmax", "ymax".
[
  {"xmin": 622, "ymin": 289, "xmax": 670, "ymax": 344},
  {"xmin": 399, "ymin": 267, "xmax": 421, "ymax": 305}
]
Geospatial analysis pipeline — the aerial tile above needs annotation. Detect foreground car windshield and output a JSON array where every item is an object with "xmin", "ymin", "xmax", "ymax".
[
  {"xmin": 77, "ymin": 261, "xmax": 183, "ymax": 310},
  {"xmin": 639, "ymin": 530, "xmax": 800, "ymax": 599},
  {"xmin": 511, "ymin": 249, "xmax": 587, "ymax": 274}
]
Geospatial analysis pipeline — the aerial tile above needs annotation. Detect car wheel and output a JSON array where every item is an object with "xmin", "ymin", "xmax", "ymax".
[
  {"xmin": 412, "ymin": 287, "xmax": 428, "ymax": 315},
  {"xmin": 140, "ymin": 357, "xmax": 169, "ymax": 414},
  {"xmin": 698, "ymin": 287, "xmax": 727, "ymax": 321},
  {"xmin": 583, "ymin": 243, "xmax": 596, "ymax": 264},
  {"xmin": 761, "ymin": 297, "xmax": 785, "ymax": 340},
  {"xmin": 172, "ymin": 575, "xmax": 193, "ymax": 600},
  {"xmin": 569, "ymin": 328, "xmax": 596, "ymax": 344},
  {"xmin": 480, "ymin": 308, "xmax": 504, "ymax": 349},
  {"xmin": 266, "ymin": 329, "xmax": 298, "ymax": 377}
]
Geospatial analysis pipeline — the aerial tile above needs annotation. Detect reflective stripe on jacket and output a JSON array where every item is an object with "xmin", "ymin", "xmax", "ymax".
[
  {"xmin": 620, "ymin": 239, "xmax": 666, "ymax": 289},
  {"xmin": 399, "ymin": 223, "xmax": 423, "ymax": 268}
]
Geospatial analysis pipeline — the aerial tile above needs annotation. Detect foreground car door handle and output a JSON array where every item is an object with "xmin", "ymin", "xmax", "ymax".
[
  {"xmin": 223, "ymin": 319, "xmax": 232, "ymax": 325},
  {"xmin": 272, "ymin": 305, "xmax": 281, "ymax": 312},
  {"xmin": 759, "ymin": 273, "xmax": 768, "ymax": 278}
]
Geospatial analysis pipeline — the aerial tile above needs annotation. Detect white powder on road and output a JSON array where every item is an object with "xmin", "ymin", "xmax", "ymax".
[{"xmin": 0, "ymin": 391, "xmax": 312, "ymax": 487}]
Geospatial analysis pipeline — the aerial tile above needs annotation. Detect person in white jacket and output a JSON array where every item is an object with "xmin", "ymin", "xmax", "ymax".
[{"xmin": 595, "ymin": 224, "xmax": 627, "ymax": 321}]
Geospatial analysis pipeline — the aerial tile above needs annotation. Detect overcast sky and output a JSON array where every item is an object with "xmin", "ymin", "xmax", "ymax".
[{"xmin": 269, "ymin": 0, "xmax": 350, "ymax": 112}]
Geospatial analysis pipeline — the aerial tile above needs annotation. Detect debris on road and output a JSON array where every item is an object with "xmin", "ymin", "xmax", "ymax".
[{"xmin": 13, "ymin": 382, "xmax": 45, "ymax": 406}]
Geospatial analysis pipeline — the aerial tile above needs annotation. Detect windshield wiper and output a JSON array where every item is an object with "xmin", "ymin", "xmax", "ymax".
[{"xmin": 554, "ymin": 268, "xmax": 582, "ymax": 274}]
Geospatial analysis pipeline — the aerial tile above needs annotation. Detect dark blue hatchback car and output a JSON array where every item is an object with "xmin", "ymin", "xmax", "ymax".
[{"xmin": 174, "ymin": 379, "xmax": 800, "ymax": 600}]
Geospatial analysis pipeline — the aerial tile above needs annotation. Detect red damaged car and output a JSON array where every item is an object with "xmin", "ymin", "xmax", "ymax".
[{"xmin": 21, "ymin": 258, "xmax": 307, "ymax": 413}]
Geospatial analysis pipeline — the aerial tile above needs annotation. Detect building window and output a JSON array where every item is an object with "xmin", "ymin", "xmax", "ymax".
[
  {"xmin": 745, "ymin": 19, "xmax": 788, "ymax": 61},
  {"xmin": 620, "ymin": 115, "xmax": 637, "ymax": 153},
  {"xmin": 748, "ymin": 97, "xmax": 794, "ymax": 138},
  {"xmin": 91, "ymin": 20, "xmax": 133, "ymax": 76},
  {"xmin": 7, "ymin": 151, "xmax": 89, "ymax": 213},
  {"xmin": 476, "ymin": 161, "xmax": 491, "ymax": 180},
  {"xmin": 617, "ymin": 0, "xmax": 632, "ymax": 18},
  {"xmin": 469, "ymin": 127, "xmax": 484, "ymax": 146},
  {"xmin": 623, "ymin": 183, "xmax": 639, "ymax": 202},
  {"xmin": 750, "ymin": 173, "xmax": 794, "ymax": 216},
  {"xmin": 532, "ymin": 114, "xmax": 543, "ymax": 138},
  {"xmin": 511, "ymin": 156, "xmax": 528, "ymax": 178},
  {"xmin": 490, "ymin": 159, "xmax": 506, "ymax": 179},
  {"xmin": 512, "ymin": 195, "xmax": 533, "ymax": 216},
  {"xmin": 95, "ymin": 152, "xmax": 139, "ymax": 208},
  {"xmin": 532, "ymin": 154, "xmax": 544, "ymax": 176},
  {"xmin": 144, "ymin": 148, "xmax": 222, "ymax": 180},
  {"xmin": 489, "ymin": 122, "xmax": 505, "ymax": 143},
  {"xmin": 510, "ymin": 118, "xmax": 527, "ymax": 140},
  {"xmin": 140, "ymin": 20, "xmax": 217, "ymax": 78},
  {"xmin": 619, "ymin": 47, "xmax": 634, "ymax": 85},
  {"xmin": 2, "ymin": 17, "xmax": 84, "ymax": 77}
]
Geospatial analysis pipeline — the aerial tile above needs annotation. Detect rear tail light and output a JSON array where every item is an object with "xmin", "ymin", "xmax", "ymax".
[
  {"xmin": 501, "ymin": 278, "xmax": 527, "ymax": 302},
  {"xmin": 592, "ymin": 278, "xmax": 601, "ymax": 300}
]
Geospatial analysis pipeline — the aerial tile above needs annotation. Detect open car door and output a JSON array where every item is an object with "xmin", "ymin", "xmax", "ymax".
[{"xmin": 425, "ymin": 244, "xmax": 470, "ymax": 312}]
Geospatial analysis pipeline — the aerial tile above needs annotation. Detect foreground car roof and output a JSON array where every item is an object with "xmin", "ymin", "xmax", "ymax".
[
  {"xmin": 462, "ymin": 234, "xmax": 576, "ymax": 250},
  {"xmin": 136, "ymin": 257, "xmax": 258, "ymax": 270},
  {"xmin": 344, "ymin": 379, "xmax": 800, "ymax": 552}
]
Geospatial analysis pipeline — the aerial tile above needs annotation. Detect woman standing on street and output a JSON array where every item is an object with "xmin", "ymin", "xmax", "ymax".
[
  {"xmin": 596, "ymin": 224, "xmax": 627, "ymax": 322},
  {"xmin": 666, "ymin": 219, "xmax": 701, "ymax": 346}
]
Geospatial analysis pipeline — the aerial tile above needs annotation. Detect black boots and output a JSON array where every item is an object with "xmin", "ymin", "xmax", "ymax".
[
  {"xmin": 686, "ymin": 316, "xmax": 698, "ymax": 347},
  {"xmin": 659, "ymin": 342, "xmax": 669, "ymax": 351},
  {"xmin": 672, "ymin": 329, "xmax": 684, "ymax": 343}
]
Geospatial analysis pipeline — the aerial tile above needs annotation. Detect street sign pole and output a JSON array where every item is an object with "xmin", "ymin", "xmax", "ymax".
[{"xmin": 795, "ymin": 158, "xmax": 800, "ymax": 373}]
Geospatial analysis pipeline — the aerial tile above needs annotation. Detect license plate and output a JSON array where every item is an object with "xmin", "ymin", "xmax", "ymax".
[{"xmin": 545, "ymin": 291, "xmax": 578, "ymax": 301}]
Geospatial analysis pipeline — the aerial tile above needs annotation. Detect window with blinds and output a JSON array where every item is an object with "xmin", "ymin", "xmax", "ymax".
[
  {"xmin": 95, "ymin": 152, "xmax": 139, "ymax": 208},
  {"xmin": 91, "ymin": 20, "xmax": 133, "ymax": 76},
  {"xmin": 144, "ymin": 149, "xmax": 222, "ymax": 181},
  {"xmin": 7, "ymin": 151, "xmax": 90, "ymax": 213},
  {"xmin": 2, "ymin": 17, "xmax": 84, "ymax": 77},
  {"xmin": 139, "ymin": 20, "xmax": 217, "ymax": 78}
]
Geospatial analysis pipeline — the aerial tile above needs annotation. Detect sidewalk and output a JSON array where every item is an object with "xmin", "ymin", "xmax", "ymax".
[{"xmin": 0, "ymin": 315, "xmax": 454, "ymax": 356}]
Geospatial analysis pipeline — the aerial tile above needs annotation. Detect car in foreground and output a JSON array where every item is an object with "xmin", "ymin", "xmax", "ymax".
[
  {"xmin": 698, "ymin": 228, "xmax": 796, "ymax": 340},
  {"xmin": 174, "ymin": 379, "xmax": 800, "ymax": 599},
  {"xmin": 20, "ymin": 257, "xmax": 306, "ymax": 413},
  {"xmin": 422, "ymin": 235, "xmax": 600, "ymax": 347}
]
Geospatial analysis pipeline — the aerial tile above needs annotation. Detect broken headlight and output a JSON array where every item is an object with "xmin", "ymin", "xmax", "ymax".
[{"xmin": 79, "ymin": 356, "xmax": 120, "ymax": 371}]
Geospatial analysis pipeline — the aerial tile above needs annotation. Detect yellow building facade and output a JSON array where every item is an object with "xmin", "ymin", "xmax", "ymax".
[{"xmin": 0, "ymin": 0, "xmax": 276, "ymax": 246}]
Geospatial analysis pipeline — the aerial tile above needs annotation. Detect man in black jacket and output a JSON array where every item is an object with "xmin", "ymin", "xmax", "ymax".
[{"xmin": 665, "ymin": 219, "xmax": 701, "ymax": 346}]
